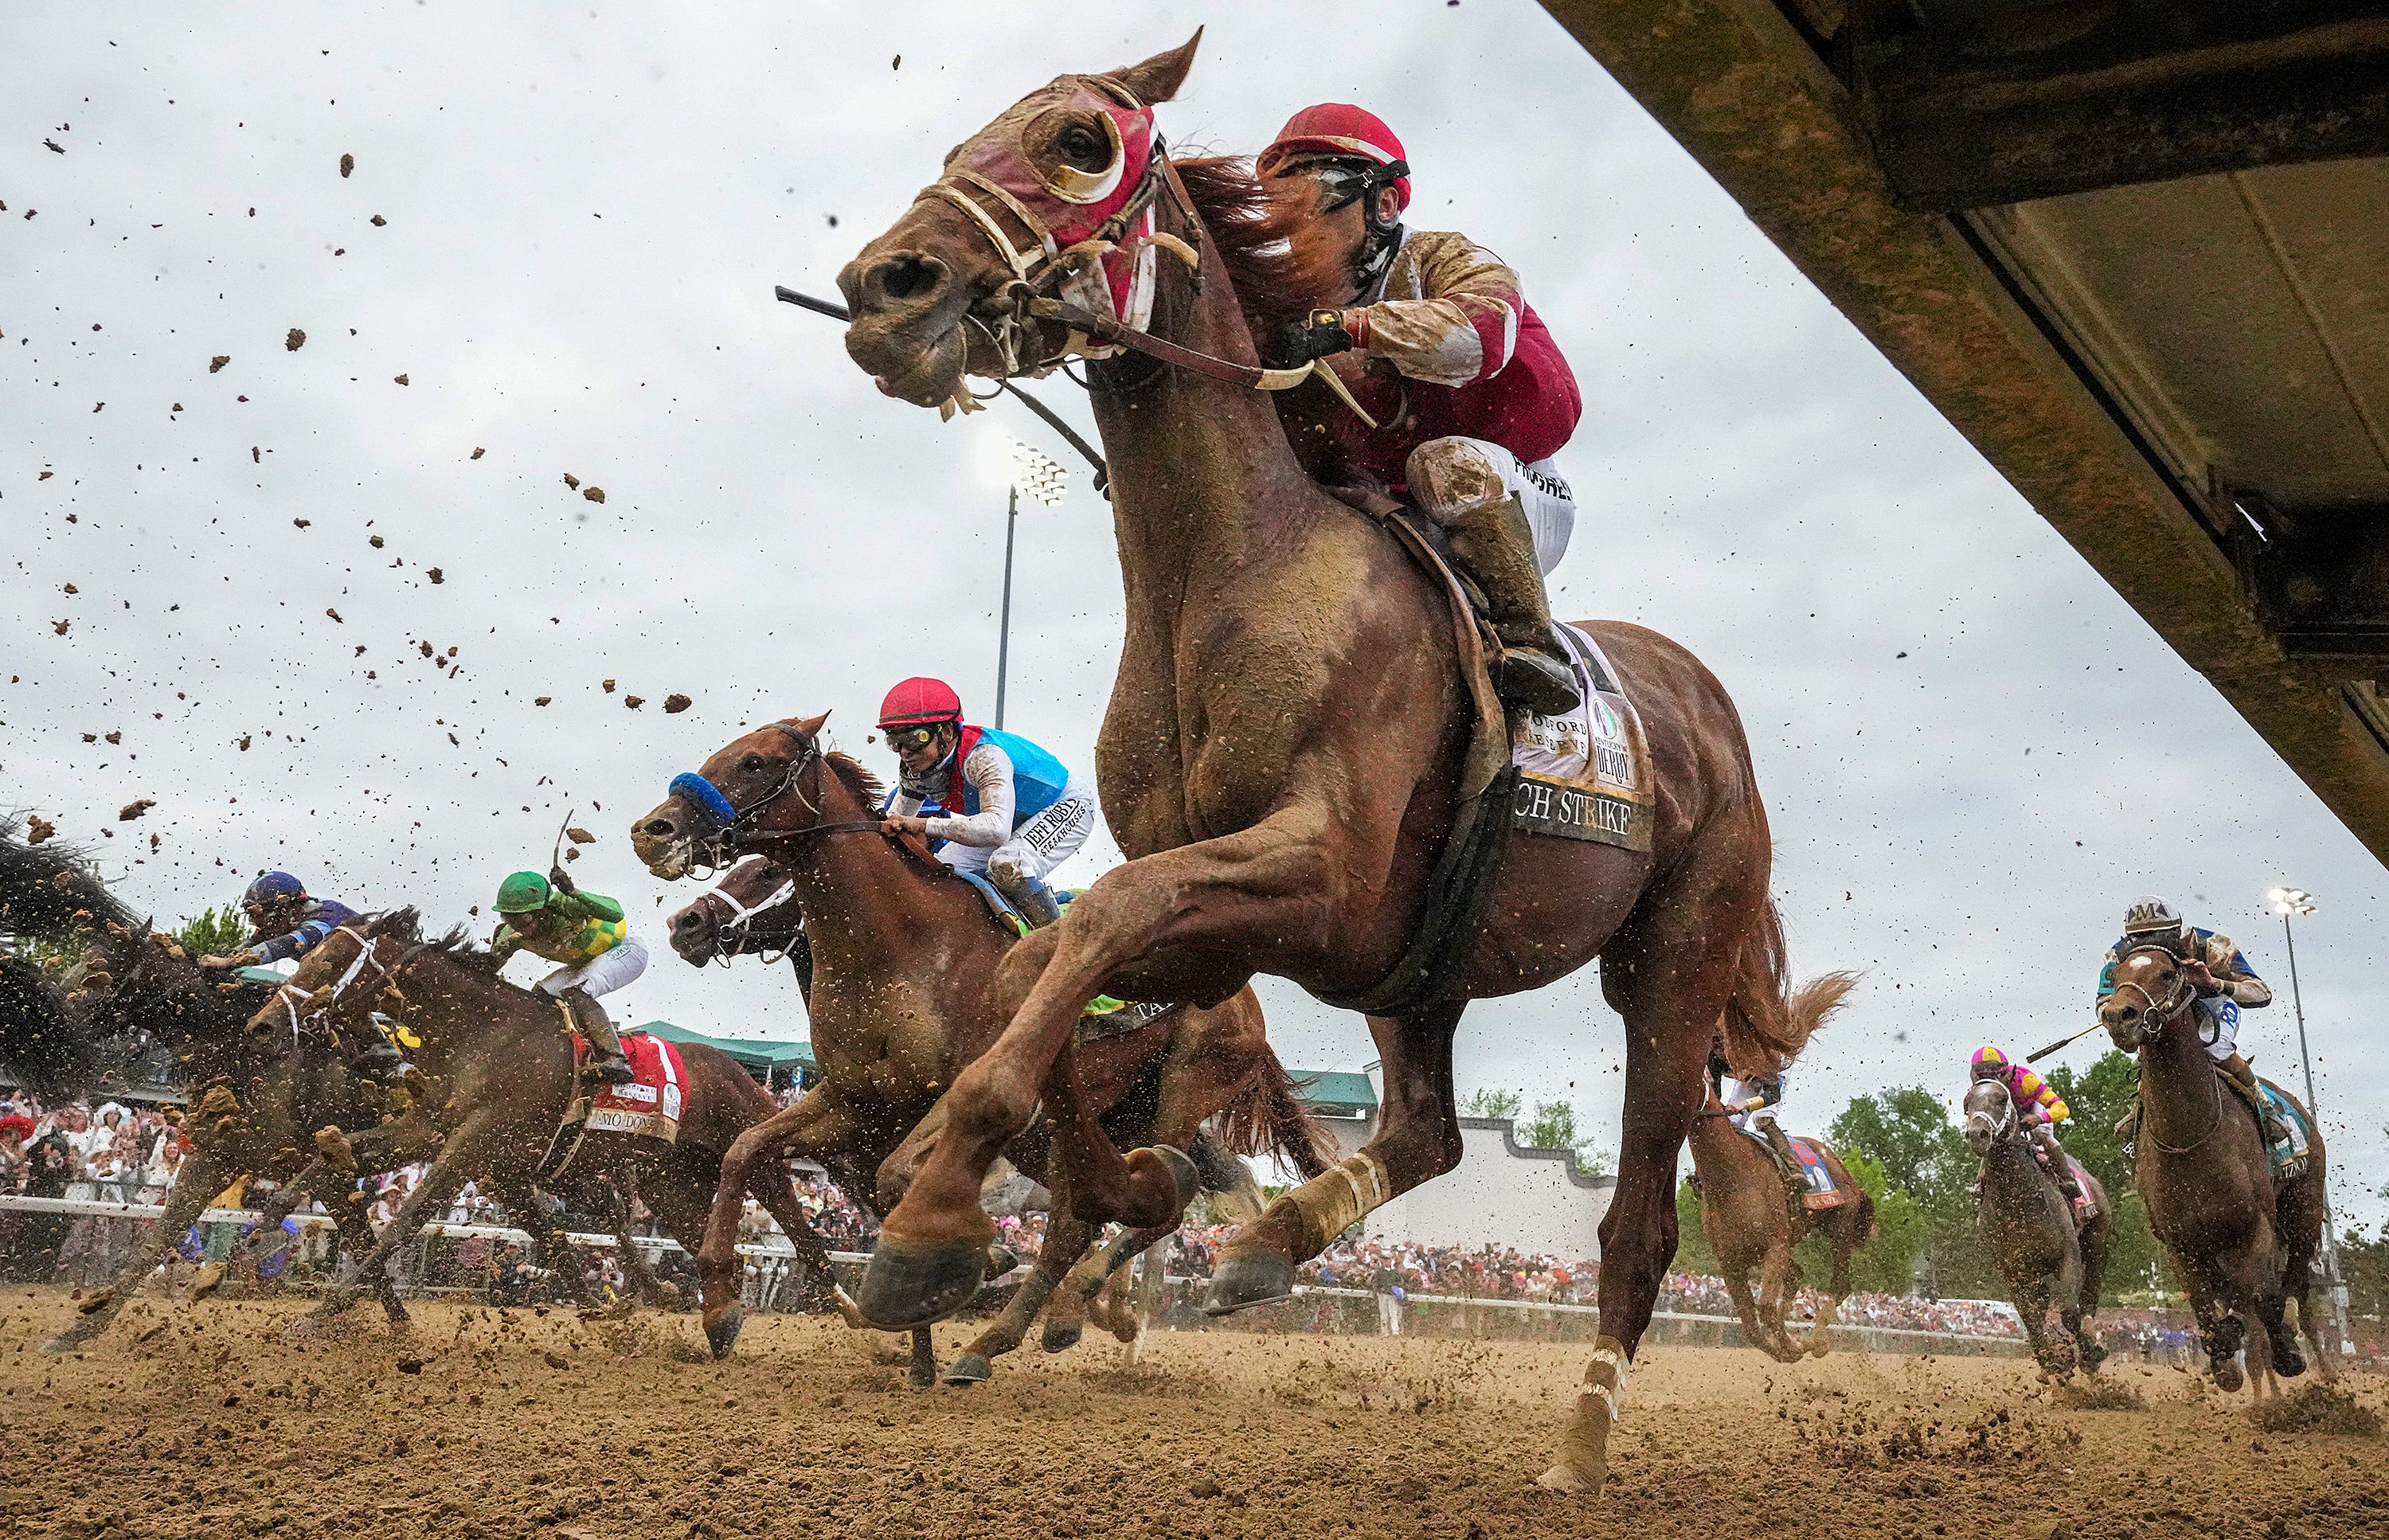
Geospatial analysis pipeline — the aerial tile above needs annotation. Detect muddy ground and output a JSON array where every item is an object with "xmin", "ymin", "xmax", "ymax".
[{"xmin": 2, "ymin": 1287, "xmax": 2384, "ymax": 1539}]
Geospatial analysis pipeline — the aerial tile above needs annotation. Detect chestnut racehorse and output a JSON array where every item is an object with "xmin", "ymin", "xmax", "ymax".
[
  {"xmin": 631, "ymin": 727, "xmax": 1330, "ymax": 1378},
  {"xmin": 241, "ymin": 910, "xmax": 845, "ymax": 1337},
  {"xmin": 2098, "ymin": 944, "xmax": 2329, "ymax": 1390},
  {"xmin": 1961, "ymin": 1079, "xmax": 2110, "ymax": 1377},
  {"xmin": 1686, "ymin": 982, "xmax": 1870, "ymax": 1363},
  {"xmin": 835, "ymin": 33, "xmax": 1812, "ymax": 1488}
]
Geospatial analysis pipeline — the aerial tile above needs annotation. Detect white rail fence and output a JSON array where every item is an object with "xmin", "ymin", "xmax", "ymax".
[{"xmin": 0, "ymin": 1193, "xmax": 2028, "ymax": 1355}]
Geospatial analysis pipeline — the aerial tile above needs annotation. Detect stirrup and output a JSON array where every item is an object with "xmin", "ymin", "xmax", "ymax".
[
  {"xmin": 592, "ymin": 1052, "xmax": 635, "ymax": 1085},
  {"xmin": 1496, "ymin": 647, "xmax": 1581, "ymax": 717}
]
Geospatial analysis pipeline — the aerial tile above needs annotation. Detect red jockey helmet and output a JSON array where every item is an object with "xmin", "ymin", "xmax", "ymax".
[
  {"xmin": 878, "ymin": 676, "xmax": 964, "ymax": 729},
  {"xmin": 1257, "ymin": 104, "xmax": 1410, "ymax": 212}
]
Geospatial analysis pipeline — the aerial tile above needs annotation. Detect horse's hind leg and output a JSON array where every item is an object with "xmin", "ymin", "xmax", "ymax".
[
  {"xmin": 1808, "ymin": 1224, "xmax": 1858, "ymax": 1358},
  {"xmin": 1721, "ymin": 1267, "xmax": 1785, "ymax": 1363},
  {"xmin": 908, "ymin": 1325, "xmax": 938, "ymax": 1390},
  {"xmin": 42, "ymin": 1143, "xmax": 234, "ymax": 1353},
  {"xmin": 948, "ymin": 1210, "xmax": 1092, "ymax": 1386},
  {"xmin": 1754, "ymin": 1245, "xmax": 1806, "ymax": 1363},
  {"xmin": 1050, "ymin": 1220, "xmax": 1171, "ymax": 1351}
]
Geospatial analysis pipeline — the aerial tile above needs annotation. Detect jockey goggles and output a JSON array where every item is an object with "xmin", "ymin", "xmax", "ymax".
[{"xmin": 882, "ymin": 723, "xmax": 946, "ymax": 754}]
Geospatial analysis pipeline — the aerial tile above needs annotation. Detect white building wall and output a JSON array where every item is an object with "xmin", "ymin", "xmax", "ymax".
[{"xmin": 1360, "ymin": 1116, "xmax": 1614, "ymax": 1259}]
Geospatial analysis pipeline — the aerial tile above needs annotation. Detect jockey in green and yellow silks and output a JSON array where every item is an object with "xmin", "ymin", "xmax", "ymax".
[{"xmin": 491, "ymin": 867, "xmax": 645, "ymax": 1085}]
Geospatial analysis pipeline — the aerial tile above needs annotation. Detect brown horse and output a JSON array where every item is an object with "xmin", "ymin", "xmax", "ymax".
[
  {"xmin": 666, "ymin": 852, "xmax": 1276, "ymax": 1377},
  {"xmin": 0, "ymin": 829, "xmax": 405, "ymax": 1354},
  {"xmin": 631, "ymin": 725, "xmax": 1328, "ymax": 1377},
  {"xmin": 1686, "ymin": 989, "xmax": 1871, "ymax": 1363},
  {"xmin": 243, "ymin": 910, "xmax": 843, "ymax": 1336},
  {"xmin": 834, "ymin": 34, "xmax": 1809, "ymax": 1488},
  {"xmin": 2098, "ymin": 944, "xmax": 2329, "ymax": 1390},
  {"xmin": 1959, "ymin": 1079, "xmax": 2111, "ymax": 1377}
]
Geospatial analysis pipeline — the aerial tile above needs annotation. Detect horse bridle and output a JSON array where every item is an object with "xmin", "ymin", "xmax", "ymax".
[
  {"xmin": 698, "ymin": 873, "xmax": 801, "ymax": 968},
  {"xmin": 2110, "ymin": 943, "xmax": 2224, "ymax": 1154},
  {"xmin": 270, "ymin": 924, "xmax": 410, "ymax": 1047},
  {"xmin": 682, "ymin": 725, "xmax": 889, "ymax": 866},
  {"xmin": 920, "ymin": 74, "xmax": 1378, "ymax": 426}
]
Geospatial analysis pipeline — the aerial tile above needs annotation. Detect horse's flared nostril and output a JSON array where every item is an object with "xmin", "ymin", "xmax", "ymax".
[
  {"xmin": 859, "ymin": 251, "xmax": 950, "ymax": 309},
  {"xmin": 643, "ymin": 817, "xmax": 678, "ymax": 839}
]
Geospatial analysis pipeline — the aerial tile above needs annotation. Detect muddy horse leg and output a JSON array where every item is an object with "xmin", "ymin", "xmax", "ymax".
[
  {"xmin": 1542, "ymin": 867, "xmax": 1752, "ymax": 1495},
  {"xmin": 290, "ymin": 1111, "xmax": 499, "ymax": 1335},
  {"xmin": 947, "ymin": 1208, "xmax": 1097, "ymax": 1386},
  {"xmin": 2180, "ymin": 1263, "xmax": 2246, "ymax": 1393},
  {"xmin": 1754, "ymin": 1243, "xmax": 1806, "ymax": 1363},
  {"xmin": 859, "ymin": 816, "xmax": 1334, "ymax": 1327},
  {"xmin": 42, "ymin": 1142, "xmax": 237, "ymax": 1353},
  {"xmin": 1807, "ymin": 1220, "xmax": 1855, "ymax": 1358},
  {"xmin": 1050, "ymin": 1221, "xmax": 1170, "ymax": 1350},
  {"xmin": 1720, "ymin": 1265, "xmax": 1781, "ymax": 1363},
  {"xmin": 697, "ymin": 1087, "xmax": 862, "ymax": 1358},
  {"xmin": 1210, "ymin": 1000, "xmax": 1468, "ymax": 1312}
]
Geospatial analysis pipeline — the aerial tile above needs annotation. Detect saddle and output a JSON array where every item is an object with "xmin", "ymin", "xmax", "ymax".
[{"xmin": 950, "ymin": 870, "xmax": 1179, "ymax": 1042}]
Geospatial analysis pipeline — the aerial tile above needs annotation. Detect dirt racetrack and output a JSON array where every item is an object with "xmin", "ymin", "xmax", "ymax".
[{"xmin": 4, "ymin": 1287, "xmax": 2385, "ymax": 1540}]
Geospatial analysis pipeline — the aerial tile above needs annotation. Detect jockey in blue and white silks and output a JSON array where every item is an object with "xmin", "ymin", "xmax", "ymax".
[
  {"xmin": 201, "ymin": 871, "xmax": 361, "ymax": 970},
  {"xmin": 2102, "ymin": 895, "xmax": 2286, "ymax": 1145},
  {"xmin": 875, "ymin": 678, "xmax": 1096, "ymax": 928}
]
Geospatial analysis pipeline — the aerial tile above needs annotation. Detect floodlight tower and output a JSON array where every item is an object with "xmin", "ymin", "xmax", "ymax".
[
  {"xmin": 995, "ymin": 441, "xmax": 1069, "ymax": 729},
  {"xmin": 2266, "ymin": 884, "xmax": 2346, "ymax": 1354}
]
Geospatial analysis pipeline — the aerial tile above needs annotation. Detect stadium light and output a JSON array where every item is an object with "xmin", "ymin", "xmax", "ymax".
[{"xmin": 994, "ymin": 441, "xmax": 1069, "ymax": 729}]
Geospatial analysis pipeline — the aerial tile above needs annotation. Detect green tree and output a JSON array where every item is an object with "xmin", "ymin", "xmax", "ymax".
[
  {"xmin": 2041, "ymin": 1050, "xmax": 2137, "ymax": 1198},
  {"xmin": 1459, "ymin": 1088, "xmax": 1521, "ymax": 1121},
  {"xmin": 1672, "ymin": 1177, "xmax": 1718, "ymax": 1275},
  {"xmin": 1829, "ymin": 1086, "xmax": 1972, "ymax": 1208},
  {"xmin": 176, "ymin": 905, "xmax": 247, "ymax": 957},
  {"xmin": 1520, "ymin": 1100, "xmax": 1581, "ymax": 1151}
]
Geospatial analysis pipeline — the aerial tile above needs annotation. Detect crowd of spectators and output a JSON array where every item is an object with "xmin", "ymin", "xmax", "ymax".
[{"xmin": 0, "ymin": 1092, "xmax": 191, "ymax": 1284}]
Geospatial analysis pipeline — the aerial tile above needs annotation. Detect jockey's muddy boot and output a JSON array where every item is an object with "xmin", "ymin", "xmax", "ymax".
[
  {"xmin": 2219, "ymin": 1053, "xmax": 2289, "ymax": 1145},
  {"xmin": 992, "ymin": 870, "xmax": 1062, "ymax": 929},
  {"xmin": 1442, "ymin": 493, "xmax": 1581, "ymax": 718},
  {"xmin": 1760, "ymin": 1120, "xmax": 1808, "ymax": 1208},
  {"xmin": 2035, "ymin": 1129, "xmax": 2082, "ymax": 1201},
  {"xmin": 564, "ymin": 987, "xmax": 635, "ymax": 1085}
]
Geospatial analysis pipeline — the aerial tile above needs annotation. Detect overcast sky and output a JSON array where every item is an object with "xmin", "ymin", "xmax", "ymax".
[{"xmin": 6, "ymin": 2, "xmax": 2382, "ymax": 1228}]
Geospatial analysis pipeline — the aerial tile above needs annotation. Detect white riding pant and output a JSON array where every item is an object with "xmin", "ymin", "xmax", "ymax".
[
  {"xmin": 940, "ymin": 776, "xmax": 1097, "ymax": 889},
  {"xmin": 2195, "ymin": 998, "xmax": 2242, "ymax": 1062},
  {"xmin": 535, "ymin": 935, "xmax": 649, "ymax": 1000},
  {"xmin": 1405, "ymin": 436, "xmax": 1577, "ymax": 577},
  {"xmin": 1725, "ymin": 1077, "xmax": 1784, "ymax": 1139}
]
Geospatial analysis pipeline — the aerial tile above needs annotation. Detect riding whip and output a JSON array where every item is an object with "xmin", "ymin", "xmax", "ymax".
[
  {"xmin": 2027, "ymin": 1022, "xmax": 2105, "ymax": 1065},
  {"xmin": 772, "ymin": 286, "xmax": 1109, "ymax": 491}
]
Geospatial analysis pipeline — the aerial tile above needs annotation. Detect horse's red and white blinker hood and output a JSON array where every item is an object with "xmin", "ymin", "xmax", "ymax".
[{"xmin": 921, "ymin": 77, "xmax": 1165, "ymax": 359}]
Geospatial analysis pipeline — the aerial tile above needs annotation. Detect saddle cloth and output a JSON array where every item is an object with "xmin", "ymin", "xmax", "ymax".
[
  {"xmin": 951, "ymin": 870, "xmax": 1177, "ymax": 1042},
  {"xmin": 1738, "ymin": 1127, "xmax": 1846, "ymax": 1210},
  {"xmin": 2259, "ymin": 1082, "xmax": 2311, "ymax": 1182},
  {"xmin": 1510, "ymin": 623, "xmax": 1653, "ymax": 851},
  {"xmin": 566, "ymin": 1030, "xmax": 684, "ymax": 1142},
  {"xmin": 2063, "ymin": 1156, "xmax": 2100, "ymax": 1221}
]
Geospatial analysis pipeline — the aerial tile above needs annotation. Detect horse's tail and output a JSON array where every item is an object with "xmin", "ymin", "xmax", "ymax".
[
  {"xmin": 0, "ymin": 816, "xmax": 141, "ymax": 938},
  {"xmin": 1214, "ymin": 1046, "xmax": 1335, "ymax": 1182},
  {"xmin": 1719, "ymin": 898, "xmax": 1857, "ymax": 1073},
  {"xmin": 0, "ymin": 952, "xmax": 104, "ymax": 1097}
]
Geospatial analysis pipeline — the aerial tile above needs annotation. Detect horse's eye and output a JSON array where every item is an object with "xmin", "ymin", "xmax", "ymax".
[
  {"xmin": 743, "ymin": 756, "xmax": 766, "ymax": 772},
  {"xmin": 1058, "ymin": 123, "xmax": 1106, "ymax": 169}
]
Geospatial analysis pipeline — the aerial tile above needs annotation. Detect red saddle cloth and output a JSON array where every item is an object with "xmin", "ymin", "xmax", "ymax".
[{"xmin": 568, "ymin": 1030, "xmax": 684, "ymax": 1141}]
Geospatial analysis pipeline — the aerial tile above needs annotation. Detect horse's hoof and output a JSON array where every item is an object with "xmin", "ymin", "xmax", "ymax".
[
  {"xmin": 1535, "ymin": 1460, "xmax": 1601, "ymax": 1495},
  {"xmin": 1128, "ymin": 1143, "xmax": 1201, "ymax": 1214},
  {"xmin": 1204, "ymin": 1249, "xmax": 1296, "ymax": 1315},
  {"xmin": 2213, "ymin": 1358, "xmax": 2245, "ymax": 1393},
  {"xmin": 2272, "ymin": 1335, "xmax": 2308, "ymax": 1378},
  {"xmin": 1041, "ymin": 1319, "xmax": 1085, "ymax": 1354},
  {"xmin": 703, "ymin": 1304, "xmax": 744, "ymax": 1361},
  {"xmin": 853, "ymin": 1233, "xmax": 988, "ymax": 1329},
  {"xmin": 941, "ymin": 1353, "xmax": 993, "ymax": 1386},
  {"xmin": 908, "ymin": 1358, "xmax": 938, "ymax": 1391}
]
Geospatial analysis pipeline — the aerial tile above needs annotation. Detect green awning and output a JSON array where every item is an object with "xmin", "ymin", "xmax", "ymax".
[
  {"xmin": 635, "ymin": 1020, "xmax": 815, "ymax": 1076},
  {"xmin": 1291, "ymin": 1069, "xmax": 1377, "ymax": 1116}
]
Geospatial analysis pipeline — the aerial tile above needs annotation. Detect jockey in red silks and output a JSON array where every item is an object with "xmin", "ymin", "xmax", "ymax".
[
  {"xmin": 1969, "ymin": 1046, "xmax": 2082, "ymax": 1201},
  {"xmin": 874, "ymin": 677, "xmax": 1097, "ymax": 929},
  {"xmin": 1261, "ymin": 104, "xmax": 1585, "ymax": 717}
]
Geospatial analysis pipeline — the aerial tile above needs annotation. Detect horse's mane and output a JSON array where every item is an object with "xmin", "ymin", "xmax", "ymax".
[
  {"xmin": 374, "ymin": 906, "xmax": 506, "ymax": 976},
  {"xmin": 1174, "ymin": 156, "xmax": 1349, "ymax": 350},
  {"xmin": 825, "ymin": 751, "xmax": 886, "ymax": 806}
]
